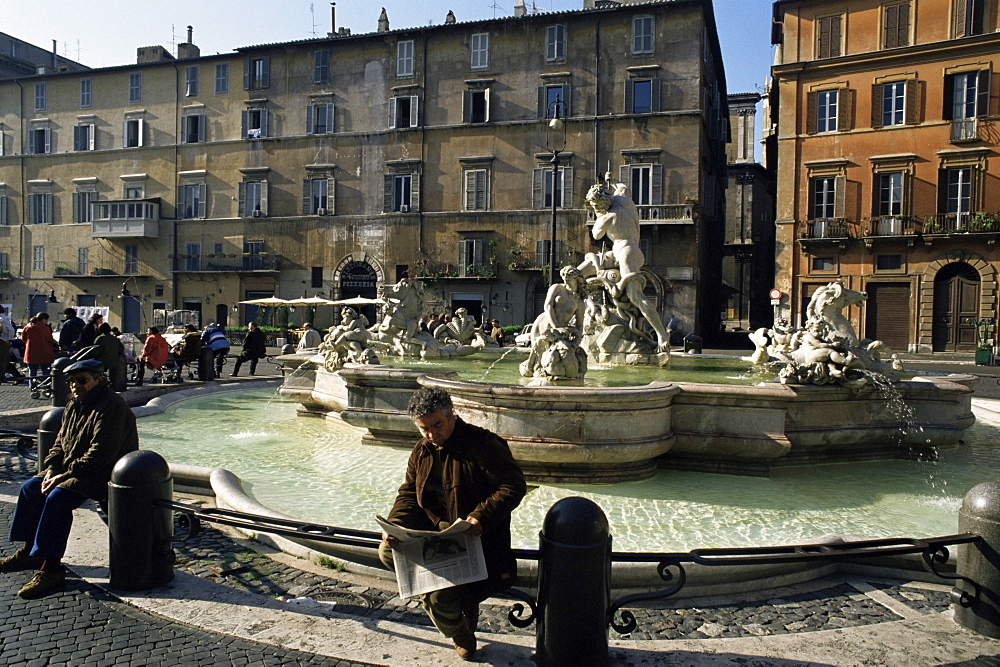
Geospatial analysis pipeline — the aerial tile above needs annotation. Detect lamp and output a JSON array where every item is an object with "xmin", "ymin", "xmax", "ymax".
[
  {"xmin": 545, "ymin": 99, "xmax": 567, "ymax": 287},
  {"xmin": 48, "ymin": 289, "xmax": 58, "ymax": 303}
]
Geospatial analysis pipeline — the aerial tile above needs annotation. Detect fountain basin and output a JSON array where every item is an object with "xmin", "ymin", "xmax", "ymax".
[{"xmin": 279, "ymin": 358, "xmax": 977, "ymax": 480}]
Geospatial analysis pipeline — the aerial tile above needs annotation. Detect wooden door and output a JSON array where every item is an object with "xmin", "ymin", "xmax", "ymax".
[
  {"xmin": 865, "ymin": 282, "xmax": 910, "ymax": 351},
  {"xmin": 932, "ymin": 263, "xmax": 980, "ymax": 352}
]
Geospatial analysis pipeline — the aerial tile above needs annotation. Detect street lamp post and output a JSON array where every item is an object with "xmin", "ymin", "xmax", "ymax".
[{"xmin": 546, "ymin": 100, "xmax": 567, "ymax": 287}]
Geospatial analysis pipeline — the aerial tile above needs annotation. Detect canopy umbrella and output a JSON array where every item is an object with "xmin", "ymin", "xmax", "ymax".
[
  {"xmin": 331, "ymin": 296, "xmax": 386, "ymax": 306},
  {"xmin": 238, "ymin": 297, "xmax": 290, "ymax": 306},
  {"xmin": 285, "ymin": 296, "xmax": 338, "ymax": 306}
]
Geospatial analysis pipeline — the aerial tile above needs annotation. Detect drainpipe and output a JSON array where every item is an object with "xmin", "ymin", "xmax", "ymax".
[
  {"xmin": 417, "ymin": 31, "xmax": 428, "ymax": 258},
  {"xmin": 15, "ymin": 79, "xmax": 26, "ymax": 310},
  {"xmin": 593, "ymin": 15, "xmax": 601, "ymax": 182},
  {"xmin": 172, "ymin": 64, "xmax": 180, "ymax": 310}
]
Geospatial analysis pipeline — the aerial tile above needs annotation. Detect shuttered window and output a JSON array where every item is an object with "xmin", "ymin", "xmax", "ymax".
[
  {"xmin": 464, "ymin": 169, "xmax": 488, "ymax": 210},
  {"xmin": 816, "ymin": 15, "xmax": 842, "ymax": 59},
  {"xmin": 883, "ymin": 3, "xmax": 910, "ymax": 48}
]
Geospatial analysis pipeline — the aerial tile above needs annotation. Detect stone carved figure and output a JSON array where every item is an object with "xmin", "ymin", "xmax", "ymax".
[
  {"xmin": 575, "ymin": 174, "xmax": 671, "ymax": 362},
  {"xmin": 319, "ymin": 307, "xmax": 378, "ymax": 370},
  {"xmin": 748, "ymin": 281, "xmax": 903, "ymax": 388},
  {"xmin": 369, "ymin": 277, "xmax": 426, "ymax": 357},
  {"xmin": 520, "ymin": 266, "xmax": 589, "ymax": 381},
  {"xmin": 434, "ymin": 308, "xmax": 486, "ymax": 348}
]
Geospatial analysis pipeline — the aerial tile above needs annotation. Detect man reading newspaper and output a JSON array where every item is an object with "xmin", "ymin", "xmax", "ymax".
[{"xmin": 379, "ymin": 387, "xmax": 526, "ymax": 661}]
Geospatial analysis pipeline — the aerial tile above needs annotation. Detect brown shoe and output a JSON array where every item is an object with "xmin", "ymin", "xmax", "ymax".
[
  {"xmin": 451, "ymin": 621, "xmax": 477, "ymax": 660},
  {"xmin": 0, "ymin": 547, "xmax": 44, "ymax": 573},
  {"xmin": 18, "ymin": 567, "xmax": 66, "ymax": 599}
]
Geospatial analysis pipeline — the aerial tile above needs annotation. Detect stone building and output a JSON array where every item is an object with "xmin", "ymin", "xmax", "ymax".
[
  {"xmin": 0, "ymin": 33, "xmax": 88, "ymax": 80},
  {"xmin": 771, "ymin": 0, "xmax": 1000, "ymax": 352},
  {"xmin": 0, "ymin": 1, "xmax": 728, "ymax": 338}
]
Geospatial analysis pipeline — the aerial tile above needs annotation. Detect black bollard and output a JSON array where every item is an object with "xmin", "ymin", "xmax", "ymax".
[
  {"xmin": 955, "ymin": 482, "xmax": 1000, "ymax": 637},
  {"xmin": 108, "ymin": 450, "xmax": 175, "ymax": 591},
  {"xmin": 198, "ymin": 345, "xmax": 215, "ymax": 381},
  {"xmin": 36, "ymin": 406, "xmax": 65, "ymax": 471},
  {"xmin": 111, "ymin": 353, "xmax": 128, "ymax": 392},
  {"xmin": 50, "ymin": 356, "xmax": 74, "ymax": 407},
  {"xmin": 281, "ymin": 343, "xmax": 295, "ymax": 355},
  {"xmin": 536, "ymin": 497, "xmax": 611, "ymax": 667}
]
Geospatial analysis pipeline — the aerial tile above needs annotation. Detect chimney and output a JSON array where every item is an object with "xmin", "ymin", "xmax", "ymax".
[
  {"xmin": 187, "ymin": 25, "xmax": 193, "ymax": 44},
  {"xmin": 514, "ymin": 0, "xmax": 526, "ymax": 17},
  {"xmin": 51, "ymin": 39, "xmax": 57, "ymax": 70},
  {"xmin": 445, "ymin": 10, "xmax": 456, "ymax": 24},
  {"xmin": 177, "ymin": 25, "xmax": 200, "ymax": 59},
  {"xmin": 330, "ymin": 2, "xmax": 336, "ymax": 35},
  {"xmin": 378, "ymin": 7, "xmax": 389, "ymax": 33}
]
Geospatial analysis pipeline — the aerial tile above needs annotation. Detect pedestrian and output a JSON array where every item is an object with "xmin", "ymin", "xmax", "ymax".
[
  {"xmin": 491, "ymin": 319, "xmax": 506, "ymax": 347},
  {"xmin": 232, "ymin": 322, "xmax": 267, "ymax": 376},
  {"xmin": 379, "ymin": 387, "xmax": 526, "ymax": 660},
  {"xmin": 93, "ymin": 323, "xmax": 125, "ymax": 386},
  {"xmin": 76, "ymin": 312, "xmax": 104, "ymax": 350},
  {"xmin": 0, "ymin": 359, "xmax": 138, "ymax": 598},
  {"xmin": 0, "ymin": 305, "xmax": 14, "ymax": 380},
  {"xmin": 201, "ymin": 322, "xmax": 231, "ymax": 376},
  {"xmin": 134, "ymin": 326, "xmax": 169, "ymax": 386},
  {"xmin": 21, "ymin": 313, "xmax": 55, "ymax": 391},
  {"xmin": 58, "ymin": 308, "xmax": 86, "ymax": 353},
  {"xmin": 297, "ymin": 322, "xmax": 322, "ymax": 350}
]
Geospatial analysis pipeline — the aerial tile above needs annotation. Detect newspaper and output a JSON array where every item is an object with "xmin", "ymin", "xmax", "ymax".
[{"xmin": 376, "ymin": 515, "xmax": 487, "ymax": 599}]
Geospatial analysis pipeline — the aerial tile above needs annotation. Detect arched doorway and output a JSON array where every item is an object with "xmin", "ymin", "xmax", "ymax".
[
  {"xmin": 339, "ymin": 260, "xmax": 379, "ymax": 325},
  {"xmin": 932, "ymin": 262, "xmax": 980, "ymax": 352}
]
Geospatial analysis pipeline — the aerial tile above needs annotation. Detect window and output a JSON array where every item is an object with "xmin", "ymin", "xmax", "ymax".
[
  {"xmin": 33, "ymin": 245, "xmax": 44, "ymax": 271},
  {"xmin": 943, "ymin": 167, "xmax": 974, "ymax": 218},
  {"xmin": 810, "ymin": 176, "xmax": 843, "ymax": 219},
  {"xmin": 464, "ymin": 169, "xmax": 488, "ymax": 210},
  {"xmin": 182, "ymin": 113, "xmax": 206, "ymax": 143},
  {"xmin": 812, "ymin": 256, "xmax": 835, "ymax": 272},
  {"xmin": 128, "ymin": 72, "xmax": 141, "ymax": 103},
  {"xmin": 877, "ymin": 172, "xmax": 905, "ymax": 216},
  {"xmin": 459, "ymin": 238, "xmax": 484, "ymax": 276},
  {"xmin": 546, "ymin": 25, "xmax": 566, "ymax": 61},
  {"xmin": 302, "ymin": 177, "xmax": 334, "ymax": 215},
  {"xmin": 808, "ymin": 88, "xmax": 850, "ymax": 133},
  {"xmin": 72, "ymin": 191, "xmax": 97, "ymax": 223},
  {"xmin": 215, "ymin": 63, "xmax": 229, "ymax": 95},
  {"xmin": 874, "ymin": 81, "xmax": 911, "ymax": 128},
  {"xmin": 80, "ymin": 78, "xmax": 92, "ymax": 108},
  {"xmin": 185, "ymin": 242, "xmax": 201, "ymax": 272},
  {"xmin": 239, "ymin": 179, "xmax": 267, "ymax": 217},
  {"xmin": 34, "ymin": 82, "xmax": 46, "ymax": 111},
  {"xmin": 956, "ymin": 0, "xmax": 987, "ymax": 37},
  {"xmin": 625, "ymin": 163, "xmax": 662, "ymax": 206},
  {"xmin": 876, "ymin": 255, "xmax": 903, "ymax": 271},
  {"xmin": 816, "ymin": 89, "xmax": 839, "ymax": 132},
  {"xmin": 626, "ymin": 78, "xmax": 660, "ymax": 114},
  {"xmin": 389, "ymin": 95, "xmax": 418, "ymax": 129},
  {"xmin": 463, "ymin": 88, "xmax": 490, "ymax": 123},
  {"xmin": 77, "ymin": 247, "xmax": 88, "ymax": 275},
  {"xmin": 632, "ymin": 16, "xmax": 654, "ymax": 54},
  {"xmin": 28, "ymin": 126, "xmax": 51, "ymax": 154},
  {"xmin": 392, "ymin": 174, "xmax": 411, "ymax": 211},
  {"xmin": 816, "ymin": 15, "xmax": 842, "ymax": 58},
  {"xmin": 311, "ymin": 266, "xmax": 324, "ymax": 289},
  {"xmin": 470, "ymin": 33, "xmax": 489, "ymax": 69},
  {"xmin": 314, "ymin": 49, "xmax": 330, "ymax": 83},
  {"xmin": 883, "ymin": 3, "xmax": 911, "ymax": 48},
  {"xmin": 945, "ymin": 70, "xmax": 990, "ymax": 120},
  {"xmin": 242, "ymin": 107, "xmax": 269, "ymax": 138},
  {"xmin": 0, "ymin": 193, "xmax": 7, "ymax": 225},
  {"xmin": 28, "ymin": 193, "xmax": 52, "ymax": 224},
  {"xmin": 123, "ymin": 117, "xmax": 143, "ymax": 147},
  {"xmin": 178, "ymin": 183, "xmax": 206, "ymax": 219},
  {"xmin": 244, "ymin": 56, "xmax": 270, "ymax": 90},
  {"xmin": 307, "ymin": 103, "xmax": 335, "ymax": 134},
  {"xmin": 124, "ymin": 185, "xmax": 143, "ymax": 199},
  {"xmin": 397, "ymin": 40, "xmax": 414, "ymax": 77},
  {"xmin": 533, "ymin": 166, "xmax": 574, "ymax": 209},
  {"xmin": 539, "ymin": 84, "xmax": 570, "ymax": 119},
  {"xmin": 185, "ymin": 65, "xmax": 199, "ymax": 97},
  {"xmin": 535, "ymin": 239, "xmax": 564, "ymax": 267},
  {"xmin": 124, "ymin": 245, "xmax": 138, "ymax": 274},
  {"xmin": 383, "ymin": 168, "xmax": 420, "ymax": 213}
]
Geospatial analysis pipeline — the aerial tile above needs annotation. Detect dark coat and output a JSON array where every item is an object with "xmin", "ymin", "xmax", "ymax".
[
  {"xmin": 388, "ymin": 417, "xmax": 526, "ymax": 596},
  {"xmin": 41, "ymin": 382, "xmax": 139, "ymax": 501},
  {"xmin": 94, "ymin": 332, "xmax": 125, "ymax": 371},
  {"xmin": 241, "ymin": 328, "xmax": 267, "ymax": 359},
  {"xmin": 59, "ymin": 316, "xmax": 86, "ymax": 351}
]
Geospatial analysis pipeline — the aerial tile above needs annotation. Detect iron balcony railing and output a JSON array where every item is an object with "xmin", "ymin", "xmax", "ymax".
[
  {"xmin": 951, "ymin": 119, "xmax": 979, "ymax": 143},
  {"xmin": 803, "ymin": 218, "xmax": 850, "ymax": 239},
  {"xmin": 172, "ymin": 254, "xmax": 279, "ymax": 272},
  {"xmin": 923, "ymin": 213, "xmax": 1000, "ymax": 234},
  {"xmin": 864, "ymin": 216, "xmax": 919, "ymax": 237}
]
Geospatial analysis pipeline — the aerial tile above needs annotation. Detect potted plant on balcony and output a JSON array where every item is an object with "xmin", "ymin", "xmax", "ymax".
[
  {"xmin": 973, "ymin": 212, "xmax": 999, "ymax": 232},
  {"xmin": 54, "ymin": 265, "xmax": 72, "ymax": 276}
]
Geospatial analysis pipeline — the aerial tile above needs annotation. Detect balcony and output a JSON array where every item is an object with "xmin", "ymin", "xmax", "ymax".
[
  {"xmin": 803, "ymin": 218, "xmax": 849, "ymax": 239},
  {"xmin": 587, "ymin": 204, "xmax": 695, "ymax": 225},
  {"xmin": 950, "ymin": 119, "xmax": 979, "ymax": 144},
  {"xmin": 863, "ymin": 216, "xmax": 920, "ymax": 237},
  {"xmin": 91, "ymin": 198, "xmax": 160, "ymax": 239},
  {"xmin": 172, "ymin": 253, "xmax": 279, "ymax": 273},
  {"xmin": 922, "ymin": 213, "xmax": 1000, "ymax": 235}
]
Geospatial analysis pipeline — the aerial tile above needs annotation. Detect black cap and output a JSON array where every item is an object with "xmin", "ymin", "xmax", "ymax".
[{"xmin": 64, "ymin": 359, "xmax": 105, "ymax": 374}]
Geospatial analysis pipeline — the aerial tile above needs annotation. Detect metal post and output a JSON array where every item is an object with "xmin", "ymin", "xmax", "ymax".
[
  {"xmin": 36, "ymin": 406, "xmax": 65, "ymax": 472},
  {"xmin": 108, "ymin": 450, "xmax": 175, "ymax": 591},
  {"xmin": 955, "ymin": 482, "xmax": 1000, "ymax": 637},
  {"xmin": 50, "ymin": 356, "xmax": 74, "ymax": 407},
  {"xmin": 536, "ymin": 496, "xmax": 611, "ymax": 667},
  {"xmin": 198, "ymin": 345, "xmax": 215, "ymax": 381},
  {"xmin": 549, "ymin": 149, "xmax": 560, "ymax": 287}
]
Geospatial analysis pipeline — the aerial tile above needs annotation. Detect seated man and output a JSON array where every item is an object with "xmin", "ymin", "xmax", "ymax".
[
  {"xmin": 0, "ymin": 359, "xmax": 138, "ymax": 598},
  {"xmin": 134, "ymin": 327, "xmax": 169, "ymax": 386},
  {"xmin": 201, "ymin": 323, "xmax": 231, "ymax": 376},
  {"xmin": 172, "ymin": 324, "xmax": 202, "ymax": 380}
]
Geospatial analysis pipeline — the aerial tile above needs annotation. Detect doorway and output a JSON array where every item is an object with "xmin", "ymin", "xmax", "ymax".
[
  {"xmin": 864, "ymin": 282, "xmax": 910, "ymax": 351},
  {"xmin": 932, "ymin": 262, "xmax": 980, "ymax": 352}
]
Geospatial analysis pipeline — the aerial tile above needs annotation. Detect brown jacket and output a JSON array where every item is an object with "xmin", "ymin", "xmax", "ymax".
[
  {"xmin": 41, "ymin": 382, "xmax": 139, "ymax": 501},
  {"xmin": 388, "ymin": 417, "xmax": 526, "ymax": 591}
]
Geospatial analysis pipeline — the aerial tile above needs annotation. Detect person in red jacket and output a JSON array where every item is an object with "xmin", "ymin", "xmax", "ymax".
[
  {"xmin": 21, "ymin": 312, "xmax": 55, "ymax": 393},
  {"xmin": 134, "ymin": 326, "xmax": 169, "ymax": 386}
]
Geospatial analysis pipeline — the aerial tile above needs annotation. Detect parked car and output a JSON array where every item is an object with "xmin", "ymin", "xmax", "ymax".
[{"xmin": 514, "ymin": 324, "xmax": 533, "ymax": 347}]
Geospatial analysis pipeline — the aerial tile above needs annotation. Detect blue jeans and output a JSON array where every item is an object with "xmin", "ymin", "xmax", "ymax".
[
  {"xmin": 9, "ymin": 476, "xmax": 88, "ymax": 561},
  {"xmin": 27, "ymin": 364, "xmax": 50, "ymax": 390}
]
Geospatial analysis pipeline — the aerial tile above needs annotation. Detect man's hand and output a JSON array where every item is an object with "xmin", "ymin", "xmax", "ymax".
[
  {"xmin": 381, "ymin": 531, "xmax": 401, "ymax": 548},
  {"xmin": 41, "ymin": 470, "xmax": 69, "ymax": 495},
  {"xmin": 464, "ymin": 516, "xmax": 483, "ymax": 537}
]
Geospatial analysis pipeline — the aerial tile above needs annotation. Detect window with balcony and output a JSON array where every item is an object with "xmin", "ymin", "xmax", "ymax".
[
  {"xmin": 77, "ymin": 247, "xmax": 88, "ymax": 275},
  {"xmin": 626, "ymin": 78, "xmax": 660, "ymax": 114},
  {"xmin": 128, "ymin": 72, "xmax": 141, "ymax": 103},
  {"xmin": 877, "ymin": 172, "xmax": 905, "ymax": 217},
  {"xmin": 955, "ymin": 0, "xmax": 987, "ymax": 37},
  {"xmin": 302, "ymin": 177, "xmax": 335, "ymax": 215},
  {"xmin": 215, "ymin": 63, "xmax": 229, "ymax": 95},
  {"xmin": 942, "ymin": 167, "xmax": 975, "ymax": 220},
  {"xmin": 883, "ymin": 3, "xmax": 911, "ymax": 48},
  {"xmin": 535, "ymin": 239, "xmax": 565, "ymax": 267},
  {"xmin": 178, "ymin": 183, "xmax": 206, "ymax": 219},
  {"xmin": 470, "ymin": 33, "xmax": 489, "ymax": 69},
  {"xmin": 34, "ymin": 82, "xmax": 46, "ymax": 111},
  {"xmin": 29, "ymin": 192, "xmax": 52, "ymax": 225},
  {"xmin": 389, "ymin": 95, "xmax": 418, "ymax": 129},
  {"xmin": 944, "ymin": 69, "xmax": 990, "ymax": 141},
  {"xmin": 810, "ymin": 176, "xmax": 843, "ymax": 220},
  {"xmin": 463, "ymin": 88, "xmax": 490, "ymax": 123},
  {"xmin": 307, "ymin": 103, "xmax": 335, "ymax": 134},
  {"xmin": 182, "ymin": 113, "xmax": 206, "ymax": 143},
  {"xmin": 816, "ymin": 14, "xmax": 843, "ymax": 58},
  {"xmin": 239, "ymin": 179, "xmax": 268, "ymax": 217},
  {"xmin": 539, "ymin": 84, "xmax": 571, "ymax": 119},
  {"xmin": 546, "ymin": 24, "xmax": 566, "ymax": 61},
  {"xmin": 532, "ymin": 166, "xmax": 573, "ymax": 209},
  {"xmin": 74, "ymin": 123, "xmax": 95, "ymax": 151},
  {"xmin": 185, "ymin": 242, "xmax": 201, "ymax": 271},
  {"xmin": 185, "ymin": 65, "xmax": 199, "ymax": 97},
  {"xmin": 314, "ymin": 49, "xmax": 330, "ymax": 83},
  {"xmin": 397, "ymin": 40, "xmax": 414, "ymax": 77},
  {"xmin": 463, "ymin": 169, "xmax": 488, "ymax": 211},
  {"xmin": 459, "ymin": 238, "xmax": 485, "ymax": 277},
  {"xmin": 624, "ymin": 163, "xmax": 662, "ymax": 207},
  {"xmin": 244, "ymin": 56, "xmax": 270, "ymax": 89},
  {"xmin": 80, "ymin": 78, "xmax": 92, "ymax": 108},
  {"xmin": 632, "ymin": 16, "xmax": 654, "ymax": 55},
  {"xmin": 242, "ymin": 106, "xmax": 269, "ymax": 139},
  {"xmin": 123, "ymin": 116, "xmax": 144, "ymax": 148}
]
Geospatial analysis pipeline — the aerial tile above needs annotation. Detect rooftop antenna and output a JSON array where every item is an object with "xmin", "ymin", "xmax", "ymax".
[
  {"xmin": 490, "ymin": 1, "xmax": 505, "ymax": 18},
  {"xmin": 310, "ymin": 3, "xmax": 317, "ymax": 37},
  {"xmin": 171, "ymin": 23, "xmax": 176, "ymax": 57}
]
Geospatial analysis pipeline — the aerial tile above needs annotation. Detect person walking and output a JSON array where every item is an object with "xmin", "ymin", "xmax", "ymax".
[
  {"xmin": 0, "ymin": 305, "xmax": 14, "ymax": 381},
  {"xmin": 58, "ymin": 308, "xmax": 86, "ymax": 354},
  {"xmin": 93, "ymin": 323, "xmax": 126, "ymax": 389},
  {"xmin": 21, "ymin": 313, "xmax": 55, "ymax": 393},
  {"xmin": 232, "ymin": 322, "xmax": 267, "ymax": 376},
  {"xmin": 76, "ymin": 312, "xmax": 104, "ymax": 351}
]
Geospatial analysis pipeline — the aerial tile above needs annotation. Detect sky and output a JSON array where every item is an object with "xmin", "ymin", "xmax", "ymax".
[{"xmin": 0, "ymin": 0, "xmax": 775, "ymax": 95}]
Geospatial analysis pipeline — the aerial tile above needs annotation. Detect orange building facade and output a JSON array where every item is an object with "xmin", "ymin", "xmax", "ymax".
[{"xmin": 771, "ymin": 0, "xmax": 1000, "ymax": 352}]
